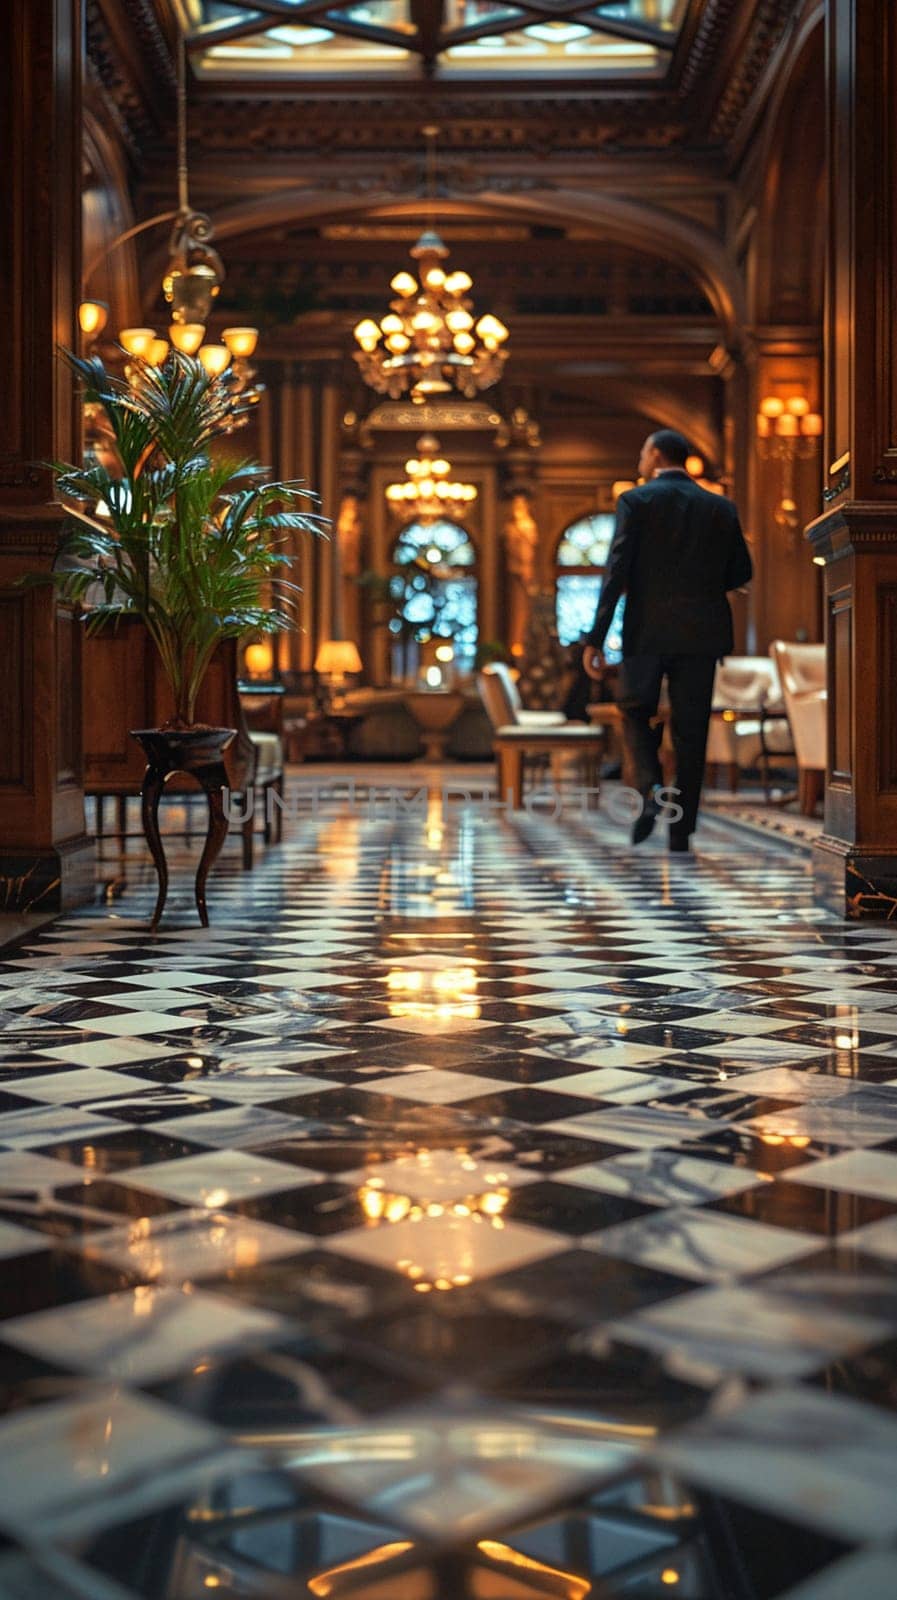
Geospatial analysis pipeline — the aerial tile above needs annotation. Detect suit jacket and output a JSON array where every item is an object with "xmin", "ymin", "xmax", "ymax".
[{"xmin": 587, "ymin": 470, "xmax": 753, "ymax": 658}]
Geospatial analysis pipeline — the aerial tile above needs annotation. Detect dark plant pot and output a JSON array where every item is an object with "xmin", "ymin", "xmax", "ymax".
[
  {"xmin": 131, "ymin": 725, "xmax": 236, "ymax": 773},
  {"xmin": 130, "ymin": 726, "xmax": 238, "ymax": 932}
]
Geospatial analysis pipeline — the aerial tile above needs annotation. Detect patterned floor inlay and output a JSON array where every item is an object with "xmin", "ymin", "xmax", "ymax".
[{"xmin": 1, "ymin": 786, "xmax": 896, "ymax": 1597}]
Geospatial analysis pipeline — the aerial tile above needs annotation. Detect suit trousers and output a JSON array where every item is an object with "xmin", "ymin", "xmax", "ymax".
[{"xmin": 617, "ymin": 653, "xmax": 718, "ymax": 841}]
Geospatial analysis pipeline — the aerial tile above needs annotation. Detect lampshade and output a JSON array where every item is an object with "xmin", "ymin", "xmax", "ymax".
[
  {"xmin": 222, "ymin": 326, "xmax": 259, "ymax": 358},
  {"xmin": 198, "ymin": 343, "xmax": 231, "ymax": 377},
  {"xmin": 168, "ymin": 322, "xmax": 205, "ymax": 355},
  {"xmin": 244, "ymin": 640, "xmax": 274, "ymax": 677},
  {"xmin": 119, "ymin": 327, "xmax": 156, "ymax": 358},
  {"xmin": 314, "ymin": 639, "xmax": 363, "ymax": 676},
  {"xmin": 79, "ymin": 300, "xmax": 108, "ymax": 336}
]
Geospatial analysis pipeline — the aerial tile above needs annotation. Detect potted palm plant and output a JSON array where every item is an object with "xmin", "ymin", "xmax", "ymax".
[
  {"xmin": 50, "ymin": 349, "xmax": 324, "ymax": 723},
  {"xmin": 36, "ymin": 348, "xmax": 326, "ymax": 924}
]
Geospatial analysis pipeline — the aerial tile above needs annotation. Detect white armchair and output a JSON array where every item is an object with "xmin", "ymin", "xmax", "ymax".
[
  {"xmin": 480, "ymin": 662, "xmax": 566, "ymax": 728},
  {"xmin": 770, "ymin": 640, "xmax": 827, "ymax": 814},
  {"xmin": 705, "ymin": 656, "xmax": 793, "ymax": 792}
]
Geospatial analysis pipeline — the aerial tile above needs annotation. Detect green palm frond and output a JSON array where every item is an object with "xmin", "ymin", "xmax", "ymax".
[{"xmin": 43, "ymin": 349, "xmax": 329, "ymax": 725}]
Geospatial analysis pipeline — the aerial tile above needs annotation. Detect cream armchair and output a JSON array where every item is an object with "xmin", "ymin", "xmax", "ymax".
[
  {"xmin": 477, "ymin": 663, "xmax": 605, "ymax": 807},
  {"xmin": 705, "ymin": 655, "xmax": 793, "ymax": 792},
  {"xmin": 479, "ymin": 661, "xmax": 566, "ymax": 728},
  {"xmin": 770, "ymin": 640, "xmax": 827, "ymax": 814}
]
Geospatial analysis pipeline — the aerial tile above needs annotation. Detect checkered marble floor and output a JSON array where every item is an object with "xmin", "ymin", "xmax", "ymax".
[{"xmin": 1, "ymin": 787, "xmax": 897, "ymax": 1598}]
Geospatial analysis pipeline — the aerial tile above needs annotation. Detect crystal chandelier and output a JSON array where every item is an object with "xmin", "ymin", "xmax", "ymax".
[
  {"xmin": 385, "ymin": 436, "xmax": 478, "ymax": 522},
  {"xmin": 353, "ymin": 128, "xmax": 509, "ymax": 404}
]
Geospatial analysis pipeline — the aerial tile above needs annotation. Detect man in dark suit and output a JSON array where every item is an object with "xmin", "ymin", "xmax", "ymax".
[{"xmin": 584, "ymin": 429, "xmax": 753, "ymax": 853}]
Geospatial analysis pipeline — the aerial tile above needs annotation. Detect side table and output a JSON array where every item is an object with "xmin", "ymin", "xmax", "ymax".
[{"xmin": 131, "ymin": 727, "xmax": 236, "ymax": 933}]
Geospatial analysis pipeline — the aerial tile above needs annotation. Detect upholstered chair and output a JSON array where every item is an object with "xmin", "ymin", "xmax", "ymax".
[{"xmin": 770, "ymin": 640, "xmax": 827, "ymax": 814}]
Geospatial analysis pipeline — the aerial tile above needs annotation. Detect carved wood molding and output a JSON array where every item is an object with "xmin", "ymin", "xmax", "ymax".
[
  {"xmin": 87, "ymin": 0, "xmax": 806, "ymax": 180},
  {"xmin": 85, "ymin": 0, "xmax": 176, "ymax": 156}
]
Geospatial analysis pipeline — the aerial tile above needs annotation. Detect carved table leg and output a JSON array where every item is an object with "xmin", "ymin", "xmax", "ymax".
[
  {"xmin": 140, "ymin": 767, "xmax": 169, "ymax": 934},
  {"xmin": 195, "ymin": 762, "xmax": 230, "ymax": 928}
]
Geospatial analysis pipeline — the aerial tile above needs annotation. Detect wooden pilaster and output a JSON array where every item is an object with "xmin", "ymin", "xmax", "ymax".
[
  {"xmin": 808, "ymin": 0, "xmax": 897, "ymax": 916},
  {"xmin": 0, "ymin": 0, "xmax": 93, "ymax": 910}
]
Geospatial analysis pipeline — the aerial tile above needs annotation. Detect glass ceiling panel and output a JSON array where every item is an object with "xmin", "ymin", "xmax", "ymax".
[
  {"xmin": 186, "ymin": 0, "xmax": 686, "ymax": 76},
  {"xmin": 442, "ymin": 26, "xmax": 662, "ymax": 73}
]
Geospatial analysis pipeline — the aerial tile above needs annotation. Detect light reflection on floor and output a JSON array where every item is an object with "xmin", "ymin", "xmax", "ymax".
[{"xmin": 0, "ymin": 776, "xmax": 896, "ymax": 1596}]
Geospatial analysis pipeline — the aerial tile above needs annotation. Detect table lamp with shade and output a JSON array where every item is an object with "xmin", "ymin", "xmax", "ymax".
[
  {"xmin": 314, "ymin": 639, "xmax": 362, "ymax": 709},
  {"xmin": 242, "ymin": 639, "xmax": 276, "ymax": 682}
]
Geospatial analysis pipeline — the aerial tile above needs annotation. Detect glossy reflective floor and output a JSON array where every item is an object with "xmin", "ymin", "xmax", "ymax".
[{"xmin": 2, "ymin": 785, "xmax": 897, "ymax": 1598}]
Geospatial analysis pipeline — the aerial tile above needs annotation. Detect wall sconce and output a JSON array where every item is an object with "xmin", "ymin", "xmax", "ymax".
[
  {"xmin": 757, "ymin": 395, "xmax": 822, "ymax": 548},
  {"xmin": 78, "ymin": 300, "xmax": 108, "ymax": 338}
]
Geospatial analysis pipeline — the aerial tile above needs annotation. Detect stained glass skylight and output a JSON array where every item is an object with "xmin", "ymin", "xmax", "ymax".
[{"xmin": 181, "ymin": 0, "xmax": 688, "ymax": 78}]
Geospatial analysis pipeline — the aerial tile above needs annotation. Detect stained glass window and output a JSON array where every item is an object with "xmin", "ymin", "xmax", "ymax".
[
  {"xmin": 555, "ymin": 512, "xmax": 624, "ymax": 662},
  {"xmin": 391, "ymin": 520, "xmax": 478, "ymax": 677}
]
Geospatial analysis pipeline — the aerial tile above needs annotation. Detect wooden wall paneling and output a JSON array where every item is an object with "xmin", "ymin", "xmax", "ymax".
[
  {"xmin": 807, "ymin": 0, "xmax": 897, "ymax": 914},
  {"xmin": 0, "ymin": 0, "xmax": 93, "ymax": 909},
  {"xmin": 82, "ymin": 618, "xmax": 154, "ymax": 794}
]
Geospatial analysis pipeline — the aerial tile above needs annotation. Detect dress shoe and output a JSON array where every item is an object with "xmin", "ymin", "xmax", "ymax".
[{"xmin": 632, "ymin": 793, "xmax": 659, "ymax": 845}]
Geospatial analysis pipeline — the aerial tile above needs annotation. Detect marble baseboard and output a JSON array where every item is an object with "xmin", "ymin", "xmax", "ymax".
[
  {"xmin": 0, "ymin": 836, "xmax": 95, "ymax": 913},
  {"xmin": 813, "ymin": 835, "xmax": 897, "ymax": 920}
]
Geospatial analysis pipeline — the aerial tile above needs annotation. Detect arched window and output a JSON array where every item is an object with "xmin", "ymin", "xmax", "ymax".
[
  {"xmin": 555, "ymin": 513, "xmax": 625, "ymax": 662},
  {"xmin": 390, "ymin": 519, "xmax": 478, "ymax": 678}
]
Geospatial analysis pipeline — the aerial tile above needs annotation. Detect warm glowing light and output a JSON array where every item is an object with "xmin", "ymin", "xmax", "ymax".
[
  {"xmin": 119, "ymin": 327, "xmax": 156, "ymax": 358},
  {"xmin": 198, "ymin": 344, "xmax": 231, "ymax": 377},
  {"xmin": 685, "ymin": 454, "xmax": 705, "ymax": 477},
  {"xmin": 169, "ymin": 322, "xmax": 205, "ymax": 354},
  {"xmin": 79, "ymin": 299, "xmax": 108, "ymax": 336},
  {"xmin": 760, "ymin": 396, "xmax": 785, "ymax": 418},
  {"xmin": 146, "ymin": 338, "xmax": 170, "ymax": 366},
  {"xmin": 221, "ymin": 326, "xmax": 259, "ymax": 358},
  {"xmin": 390, "ymin": 271, "xmax": 418, "ymax": 297},
  {"xmin": 445, "ymin": 270, "xmax": 472, "ymax": 294},
  {"xmin": 802, "ymin": 412, "xmax": 824, "ymax": 436},
  {"xmin": 307, "ymin": 1541, "xmax": 415, "ymax": 1597},
  {"xmin": 475, "ymin": 313, "xmax": 509, "ymax": 343},
  {"xmin": 662, "ymin": 1570, "xmax": 680, "ymax": 1586},
  {"xmin": 435, "ymin": 644, "xmax": 454, "ymax": 662},
  {"xmin": 786, "ymin": 395, "xmax": 810, "ymax": 416},
  {"xmin": 476, "ymin": 1541, "xmax": 590, "ymax": 1600},
  {"xmin": 612, "ymin": 479, "xmax": 636, "ymax": 500},
  {"xmin": 244, "ymin": 640, "xmax": 274, "ymax": 678}
]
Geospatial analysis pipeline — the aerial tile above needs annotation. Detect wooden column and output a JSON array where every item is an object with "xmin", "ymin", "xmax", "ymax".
[
  {"xmin": 317, "ymin": 373, "xmax": 341, "ymax": 650},
  {"xmin": 0, "ymin": 0, "xmax": 94, "ymax": 910},
  {"xmin": 807, "ymin": 0, "xmax": 897, "ymax": 916}
]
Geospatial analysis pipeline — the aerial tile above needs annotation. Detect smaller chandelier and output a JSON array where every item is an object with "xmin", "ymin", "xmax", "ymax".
[
  {"xmin": 385, "ymin": 435, "xmax": 478, "ymax": 522},
  {"xmin": 354, "ymin": 230, "xmax": 509, "ymax": 404}
]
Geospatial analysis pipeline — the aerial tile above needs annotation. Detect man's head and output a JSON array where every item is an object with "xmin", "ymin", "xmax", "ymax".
[{"xmin": 637, "ymin": 429, "xmax": 691, "ymax": 479}]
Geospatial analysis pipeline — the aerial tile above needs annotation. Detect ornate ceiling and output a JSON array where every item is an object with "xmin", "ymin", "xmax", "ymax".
[
  {"xmin": 181, "ymin": 0, "xmax": 689, "ymax": 81},
  {"xmin": 89, "ymin": 0, "xmax": 808, "ymax": 161}
]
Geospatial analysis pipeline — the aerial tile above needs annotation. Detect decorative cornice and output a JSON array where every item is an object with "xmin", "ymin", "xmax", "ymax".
[
  {"xmin": 85, "ymin": 0, "xmax": 177, "ymax": 166},
  {"xmin": 703, "ymin": 0, "xmax": 800, "ymax": 144}
]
